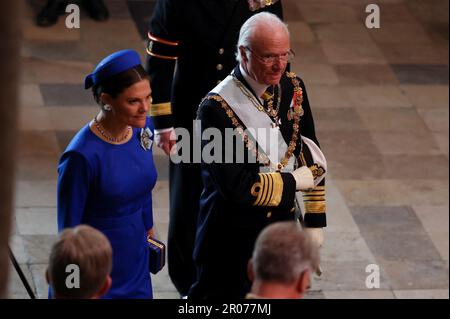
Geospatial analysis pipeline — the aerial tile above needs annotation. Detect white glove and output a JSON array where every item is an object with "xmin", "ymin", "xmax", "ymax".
[
  {"xmin": 304, "ymin": 227, "xmax": 324, "ymax": 248},
  {"xmin": 292, "ymin": 166, "xmax": 314, "ymax": 191}
]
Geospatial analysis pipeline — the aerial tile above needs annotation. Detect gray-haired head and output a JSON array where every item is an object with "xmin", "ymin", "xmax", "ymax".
[
  {"xmin": 47, "ymin": 225, "xmax": 112, "ymax": 299},
  {"xmin": 236, "ymin": 12, "xmax": 290, "ymax": 63},
  {"xmin": 252, "ymin": 221, "xmax": 320, "ymax": 284}
]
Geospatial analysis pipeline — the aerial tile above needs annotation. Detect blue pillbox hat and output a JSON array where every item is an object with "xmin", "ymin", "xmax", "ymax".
[{"xmin": 84, "ymin": 49, "xmax": 142, "ymax": 89}]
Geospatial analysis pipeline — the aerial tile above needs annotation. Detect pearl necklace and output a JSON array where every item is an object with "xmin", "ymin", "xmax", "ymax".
[{"xmin": 93, "ymin": 117, "xmax": 131, "ymax": 143}]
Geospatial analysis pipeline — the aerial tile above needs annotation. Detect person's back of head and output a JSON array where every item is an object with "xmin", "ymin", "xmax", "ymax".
[
  {"xmin": 248, "ymin": 221, "xmax": 320, "ymax": 299},
  {"xmin": 46, "ymin": 225, "xmax": 112, "ymax": 299}
]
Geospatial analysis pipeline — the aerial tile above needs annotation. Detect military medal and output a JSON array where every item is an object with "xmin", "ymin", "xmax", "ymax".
[
  {"xmin": 140, "ymin": 127, "xmax": 153, "ymax": 151},
  {"xmin": 292, "ymin": 90, "xmax": 304, "ymax": 116}
]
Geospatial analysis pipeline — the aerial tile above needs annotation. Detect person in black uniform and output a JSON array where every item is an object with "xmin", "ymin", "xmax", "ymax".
[
  {"xmin": 146, "ymin": 0, "xmax": 283, "ymax": 297},
  {"xmin": 191, "ymin": 12, "xmax": 327, "ymax": 299}
]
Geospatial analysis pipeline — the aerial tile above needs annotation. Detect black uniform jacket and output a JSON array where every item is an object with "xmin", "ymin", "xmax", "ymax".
[
  {"xmin": 147, "ymin": 0, "xmax": 283, "ymax": 130},
  {"xmin": 194, "ymin": 65, "xmax": 326, "ymax": 262}
]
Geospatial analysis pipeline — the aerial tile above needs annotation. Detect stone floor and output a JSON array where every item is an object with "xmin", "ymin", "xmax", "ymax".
[{"xmin": 7, "ymin": 0, "xmax": 449, "ymax": 299}]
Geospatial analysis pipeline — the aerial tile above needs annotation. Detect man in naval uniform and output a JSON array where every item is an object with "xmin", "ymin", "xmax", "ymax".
[
  {"xmin": 190, "ymin": 12, "xmax": 327, "ymax": 299},
  {"xmin": 146, "ymin": 0, "xmax": 283, "ymax": 297}
]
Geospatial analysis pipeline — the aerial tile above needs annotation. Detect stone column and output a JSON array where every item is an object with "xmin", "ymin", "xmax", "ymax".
[{"xmin": 0, "ymin": 0, "xmax": 21, "ymax": 298}]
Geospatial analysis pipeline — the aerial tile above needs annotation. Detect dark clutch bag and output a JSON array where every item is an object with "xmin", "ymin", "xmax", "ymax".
[{"xmin": 147, "ymin": 236, "xmax": 166, "ymax": 274}]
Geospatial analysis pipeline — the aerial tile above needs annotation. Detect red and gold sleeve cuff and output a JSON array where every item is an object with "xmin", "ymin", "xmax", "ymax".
[{"xmin": 146, "ymin": 32, "xmax": 180, "ymax": 60}]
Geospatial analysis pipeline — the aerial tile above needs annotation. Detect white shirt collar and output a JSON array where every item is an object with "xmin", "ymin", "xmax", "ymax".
[{"xmin": 239, "ymin": 64, "xmax": 269, "ymax": 102}]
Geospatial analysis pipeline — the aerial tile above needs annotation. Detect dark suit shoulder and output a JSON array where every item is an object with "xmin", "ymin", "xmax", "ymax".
[
  {"xmin": 197, "ymin": 93, "xmax": 242, "ymax": 133},
  {"xmin": 149, "ymin": 0, "xmax": 187, "ymax": 38},
  {"xmin": 197, "ymin": 93, "xmax": 224, "ymax": 118}
]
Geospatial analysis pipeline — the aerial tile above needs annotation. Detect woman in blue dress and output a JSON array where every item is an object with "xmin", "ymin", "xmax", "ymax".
[{"xmin": 56, "ymin": 49, "xmax": 157, "ymax": 298}]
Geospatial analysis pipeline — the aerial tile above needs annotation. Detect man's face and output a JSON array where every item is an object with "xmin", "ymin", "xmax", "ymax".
[{"xmin": 243, "ymin": 27, "xmax": 290, "ymax": 86}]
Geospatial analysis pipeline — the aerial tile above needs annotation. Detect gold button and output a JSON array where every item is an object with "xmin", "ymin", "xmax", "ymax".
[
  {"xmin": 266, "ymin": 211, "xmax": 272, "ymax": 218},
  {"xmin": 219, "ymin": 48, "xmax": 224, "ymax": 55},
  {"xmin": 216, "ymin": 64, "xmax": 223, "ymax": 71}
]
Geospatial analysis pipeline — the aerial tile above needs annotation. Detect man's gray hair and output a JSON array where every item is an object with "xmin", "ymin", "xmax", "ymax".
[
  {"xmin": 252, "ymin": 221, "xmax": 319, "ymax": 284},
  {"xmin": 236, "ymin": 12, "xmax": 290, "ymax": 63}
]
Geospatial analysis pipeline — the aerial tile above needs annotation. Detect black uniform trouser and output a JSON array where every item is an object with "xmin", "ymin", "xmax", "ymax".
[
  {"xmin": 188, "ymin": 226, "xmax": 261, "ymax": 299},
  {"xmin": 168, "ymin": 161, "xmax": 203, "ymax": 296}
]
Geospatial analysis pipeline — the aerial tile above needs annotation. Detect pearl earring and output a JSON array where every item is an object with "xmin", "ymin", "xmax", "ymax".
[{"xmin": 103, "ymin": 104, "xmax": 112, "ymax": 111}]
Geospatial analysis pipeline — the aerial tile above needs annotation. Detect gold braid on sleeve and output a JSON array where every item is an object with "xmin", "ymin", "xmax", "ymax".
[
  {"xmin": 149, "ymin": 102, "xmax": 171, "ymax": 116},
  {"xmin": 251, "ymin": 173, "xmax": 284, "ymax": 207},
  {"xmin": 302, "ymin": 186, "xmax": 326, "ymax": 214}
]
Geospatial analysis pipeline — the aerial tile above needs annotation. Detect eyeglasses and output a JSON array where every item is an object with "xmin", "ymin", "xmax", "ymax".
[{"xmin": 245, "ymin": 47, "xmax": 295, "ymax": 64}]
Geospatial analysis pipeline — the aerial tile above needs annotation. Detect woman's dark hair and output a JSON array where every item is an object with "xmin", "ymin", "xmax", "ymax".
[{"xmin": 92, "ymin": 64, "xmax": 149, "ymax": 105}]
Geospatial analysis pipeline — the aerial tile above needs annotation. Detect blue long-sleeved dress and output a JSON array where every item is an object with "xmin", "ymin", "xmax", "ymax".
[{"xmin": 56, "ymin": 117, "xmax": 157, "ymax": 299}]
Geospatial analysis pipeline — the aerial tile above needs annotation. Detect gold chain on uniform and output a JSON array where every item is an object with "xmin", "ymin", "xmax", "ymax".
[
  {"xmin": 204, "ymin": 71, "xmax": 304, "ymax": 171},
  {"xmin": 231, "ymin": 76, "xmax": 281, "ymax": 119},
  {"xmin": 261, "ymin": 85, "xmax": 282, "ymax": 118},
  {"xmin": 265, "ymin": 85, "xmax": 282, "ymax": 118}
]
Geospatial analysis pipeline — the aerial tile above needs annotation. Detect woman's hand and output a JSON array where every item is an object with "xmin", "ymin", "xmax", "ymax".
[{"xmin": 147, "ymin": 228, "xmax": 155, "ymax": 239}]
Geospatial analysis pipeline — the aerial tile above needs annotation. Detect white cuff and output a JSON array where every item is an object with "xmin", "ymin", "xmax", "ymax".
[{"xmin": 155, "ymin": 127, "xmax": 174, "ymax": 135}]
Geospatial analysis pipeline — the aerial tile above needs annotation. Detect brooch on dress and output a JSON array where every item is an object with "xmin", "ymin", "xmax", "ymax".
[{"xmin": 140, "ymin": 127, "xmax": 153, "ymax": 151}]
